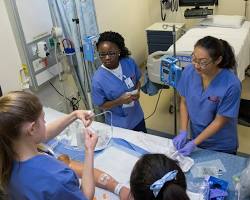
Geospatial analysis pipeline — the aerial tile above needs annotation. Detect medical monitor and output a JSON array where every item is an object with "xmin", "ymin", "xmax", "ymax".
[{"xmin": 179, "ymin": 0, "xmax": 216, "ymax": 8}]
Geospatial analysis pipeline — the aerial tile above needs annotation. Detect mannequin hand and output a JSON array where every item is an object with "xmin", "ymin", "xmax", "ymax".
[
  {"xmin": 84, "ymin": 128, "xmax": 98, "ymax": 153},
  {"xmin": 74, "ymin": 110, "xmax": 94, "ymax": 127},
  {"xmin": 119, "ymin": 186, "xmax": 130, "ymax": 200},
  {"xmin": 173, "ymin": 130, "xmax": 188, "ymax": 150},
  {"xmin": 178, "ymin": 140, "xmax": 196, "ymax": 156}
]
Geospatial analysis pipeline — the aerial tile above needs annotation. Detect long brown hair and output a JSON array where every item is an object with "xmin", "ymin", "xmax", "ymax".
[{"xmin": 0, "ymin": 91, "xmax": 42, "ymax": 192}]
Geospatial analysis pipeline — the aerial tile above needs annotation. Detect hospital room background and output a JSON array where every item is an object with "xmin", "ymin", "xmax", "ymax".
[{"xmin": 0, "ymin": 0, "xmax": 250, "ymax": 155}]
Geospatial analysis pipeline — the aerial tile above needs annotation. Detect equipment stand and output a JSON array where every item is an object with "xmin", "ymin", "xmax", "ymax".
[{"xmin": 172, "ymin": 25, "xmax": 178, "ymax": 136}]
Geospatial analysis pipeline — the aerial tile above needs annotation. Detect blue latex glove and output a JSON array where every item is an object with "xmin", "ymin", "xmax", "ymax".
[
  {"xmin": 173, "ymin": 130, "xmax": 188, "ymax": 150},
  {"xmin": 209, "ymin": 188, "xmax": 228, "ymax": 199},
  {"xmin": 178, "ymin": 140, "xmax": 196, "ymax": 156}
]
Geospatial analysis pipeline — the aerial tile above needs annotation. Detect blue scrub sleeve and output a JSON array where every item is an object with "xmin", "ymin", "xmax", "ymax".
[
  {"xmin": 177, "ymin": 66, "xmax": 190, "ymax": 97},
  {"xmin": 51, "ymin": 169, "xmax": 87, "ymax": 200},
  {"xmin": 130, "ymin": 58, "xmax": 141, "ymax": 82},
  {"xmin": 217, "ymin": 84, "xmax": 241, "ymax": 118},
  {"xmin": 91, "ymin": 81, "xmax": 106, "ymax": 106}
]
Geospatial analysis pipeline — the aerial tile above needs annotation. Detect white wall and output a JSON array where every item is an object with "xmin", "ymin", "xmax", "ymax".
[
  {"xmin": 94, "ymin": 0, "xmax": 161, "ymax": 65},
  {"xmin": 94, "ymin": 0, "xmax": 250, "ymax": 65},
  {"xmin": 0, "ymin": 0, "xmax": 22, "ymax": 93}
]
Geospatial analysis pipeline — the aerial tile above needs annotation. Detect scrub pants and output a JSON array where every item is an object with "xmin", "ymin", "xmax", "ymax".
[{"xmin": 133, "ymin": 119, "xmax": 147, "ymax": 133}]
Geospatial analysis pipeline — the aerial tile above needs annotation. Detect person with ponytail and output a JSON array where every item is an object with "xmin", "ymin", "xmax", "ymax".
[
  {"xmin": 173, "ymin": 36, "xmax": 241, "ymax": 156},
  {"xmin": 0, "ymin": 91, "xmax": 129, "ymax": 200},
  {"xmin": 130, "ymin": 154, "xmax": 189, "ymax": 200}
]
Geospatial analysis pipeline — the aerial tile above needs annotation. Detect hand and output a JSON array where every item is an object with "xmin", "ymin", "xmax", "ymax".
[
  {"xmin": 119, "ymin": 186, "xmax": 130, "ymax": 200},
  {"xmin": 131, "ymin": 91, "xmax": 140, "ymax": 101},
  {"xmin": 84, "ymin": 128, "xmax": 98, "ymax": 153},
  {"xmin": 74, "ymin": 110, "xmax": 94, "ymax": 127},
  {"xmin": 178, "ymin": 140, "xmax": 196, "ymax": 156},
  {"xmin": 173, "ymin": 130, "xmax": 188, "ymax": 150},
  {"xmin": 118, "ymin": 93, "xmax": 133, "ymax": 104}
]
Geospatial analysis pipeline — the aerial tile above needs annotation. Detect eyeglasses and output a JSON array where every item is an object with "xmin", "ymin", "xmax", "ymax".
[
  {"xmin": 191, "ymin": 53, "xmax": 213, "ymax": 69},
  {"xmin": 99, "ymin": 51, "xmax": 118, "ymax": 59}
]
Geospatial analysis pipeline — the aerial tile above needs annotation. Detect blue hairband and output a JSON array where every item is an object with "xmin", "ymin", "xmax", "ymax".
[{"xmin": 150, "ymin": 170, "xmax": 178, "ymax": 197}]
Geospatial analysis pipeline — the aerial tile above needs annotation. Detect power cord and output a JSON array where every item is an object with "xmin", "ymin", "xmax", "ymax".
[
  {"xmin": 145, "ymin": 89, "xmax": 163, "ymax": 120},
  {"xmin": 49, "ymin": 81, "xmax": 81, "ymax": 110}
]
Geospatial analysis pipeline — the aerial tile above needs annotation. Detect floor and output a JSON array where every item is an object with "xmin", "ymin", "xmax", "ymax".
[{"xmin": 139, "ymin": 74, "xmax": 250, "ymax": 155}]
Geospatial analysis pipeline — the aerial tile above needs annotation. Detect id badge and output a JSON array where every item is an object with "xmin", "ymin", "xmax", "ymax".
[{"xmin": 124, "ymin": 77, "xmax": 134, "ymax": 89}]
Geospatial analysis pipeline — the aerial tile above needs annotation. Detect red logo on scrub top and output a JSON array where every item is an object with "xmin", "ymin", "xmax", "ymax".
[{"xmin": 208, "ymin": 96, "xmax": 220, "ymax": 103}]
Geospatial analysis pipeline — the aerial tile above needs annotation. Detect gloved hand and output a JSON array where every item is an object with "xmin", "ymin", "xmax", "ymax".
[
  {"xmin": 209, "ymin": 188, "xmax": 228, "ymax": 199},
  {"xmin": 173, "ymin": 130, "xmax": 188, "ymax": 150},
  {"xmin": 178, "ymin": 140, "xmax": 196, "ymax": 156}
]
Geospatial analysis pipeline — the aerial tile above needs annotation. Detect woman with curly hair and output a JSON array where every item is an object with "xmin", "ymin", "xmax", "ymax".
[{"xmin": 91, "ymin": 31, "xmax": 146, "ymax": 132}]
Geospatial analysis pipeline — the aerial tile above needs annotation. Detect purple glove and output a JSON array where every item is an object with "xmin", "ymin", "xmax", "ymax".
[
  {"xmin": 178, "ymin": 140, "xmax": 196, "ymax": 156},
  {"xmin": 173, "ymin": 130, "xmax": 188, "ymax": 150},
  {"xmin": 209, "ymin": 188, "xmax": 228, "ymax": 199}
]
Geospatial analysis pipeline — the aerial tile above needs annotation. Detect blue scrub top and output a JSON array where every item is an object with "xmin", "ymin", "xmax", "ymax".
[
  {"xmin": 177, "ymin": 64, "xmax": 241, "ymax": 152},
  {"xmin": 91, "ymin": 57, "xmax": 144, "ymax": 129},
  {"xmin": 9, "ymin": 155, "xmax": 87, "ymax": 200}
]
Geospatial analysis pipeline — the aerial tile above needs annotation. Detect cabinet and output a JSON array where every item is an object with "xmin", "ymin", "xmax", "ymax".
[{"xmin": 145, "ymin": 22, "xmax": 185, "ymax": 54}]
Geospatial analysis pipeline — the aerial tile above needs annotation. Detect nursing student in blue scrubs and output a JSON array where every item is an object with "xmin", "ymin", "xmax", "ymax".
[
  {"xmin": 92, "ymin": 31, "xmax": 146, "ymax": 132},
  {"xmin": 173, "ymin": 36, "xmax": 241, "ymax": 156},
  {"xmin": 0, "ymin": 91, "xmax": 129, "ymax": 200}
]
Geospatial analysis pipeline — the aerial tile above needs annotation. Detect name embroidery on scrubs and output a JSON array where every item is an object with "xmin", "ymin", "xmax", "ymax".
[{"xmin": 208, "ymin": 96, "xmax": 220, "ymax": 103}]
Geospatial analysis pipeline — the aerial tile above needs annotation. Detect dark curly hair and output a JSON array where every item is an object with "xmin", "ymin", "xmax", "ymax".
[{"xmin": 96, "ymin": 31, "xmax": 131, "ymax": 59}]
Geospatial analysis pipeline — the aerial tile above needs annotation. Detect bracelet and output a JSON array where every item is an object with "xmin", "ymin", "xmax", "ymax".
[{"xmin": 114, "ymin": 183, "xmax": 124, "ymax": 195}]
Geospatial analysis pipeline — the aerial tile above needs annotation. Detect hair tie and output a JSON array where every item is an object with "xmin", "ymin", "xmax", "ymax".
[{"xmin": 150, "ymin": 170, "xmax": 178, "ymax": 197}]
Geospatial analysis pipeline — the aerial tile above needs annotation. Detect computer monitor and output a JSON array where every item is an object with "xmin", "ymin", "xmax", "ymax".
[{"xmin": 179, "ymin": 0, "xmax": 216, "ymax": 8}]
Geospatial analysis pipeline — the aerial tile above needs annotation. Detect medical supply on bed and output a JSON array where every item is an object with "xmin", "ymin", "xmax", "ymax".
[
  {"xmin": 191, "ymin": 159, "xmax": 226, "ymax": 178},
  {"xmin": 238, "ymin": 159, "xmax": 250, "ymax": 200},
  {"xmin": 136, "ymin": 132, "xmax": 194, "ymax": 172},
  {"xmin": 206, "ymin": 176, "xmax": 229, "ymax": 200},
  {"xmin": 187, "ymin": 178, "xmax": 210, "ymax": 200},
  {"xmin": 54, "ymin": 111, "xmax": 113, "ymax": 152},
  {"xmin": 160, "ymin": 56, "xmax": 182, "ymax": 88}
]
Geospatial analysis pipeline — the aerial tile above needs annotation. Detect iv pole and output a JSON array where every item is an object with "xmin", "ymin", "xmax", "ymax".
[{"xmin": 172, "ymin": 25, "xmax": 178, "ymax": 136}]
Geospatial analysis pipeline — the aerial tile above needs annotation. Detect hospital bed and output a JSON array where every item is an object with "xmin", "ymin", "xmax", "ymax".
[
  {"xmin": 44, "ymin": 107, "xmax": 247, "ymax": 200},
  {"xmin": 148, "ymin": 20, "xmax": 250, "ymax": 84}
]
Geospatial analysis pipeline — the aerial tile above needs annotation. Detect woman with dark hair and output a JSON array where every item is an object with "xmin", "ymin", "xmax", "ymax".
[
  {"xmin": 91, "ymin": 31, "xmax": 146, "ymax": 132},
  {"xmin": 173, "ymin": 36, "xmax": 241, "ymax": 156},
  {"xmin": 130, "ymin": 154, "xmax": 189, "ymax": 200}
]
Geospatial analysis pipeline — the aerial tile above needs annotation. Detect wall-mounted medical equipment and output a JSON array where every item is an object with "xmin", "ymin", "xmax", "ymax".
[
  {"xmin": 5, "ymin": 0, "xmax": 60, "ymax": 90},
  {"xmin": 179, "ymin": 0, "xmax": 217, "ymax": 18},
  {"xmin": 160, "ymin": 56, "xmax": 182, "ymax": 88}
]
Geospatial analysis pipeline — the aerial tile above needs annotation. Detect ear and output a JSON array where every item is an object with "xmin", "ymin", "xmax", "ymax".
[
  {"xmin": 25, "ymin": 121, "xmax": 37, "ymax": 136},
  {"xmin": 215, "ymin": 56, "xmax": 223, "ymax": 65}
]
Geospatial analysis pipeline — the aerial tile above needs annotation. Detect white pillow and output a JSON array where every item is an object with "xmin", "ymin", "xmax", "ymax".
[{"xmin": 199, "ymin": 15, "xmax": 245, "ymax": 28}]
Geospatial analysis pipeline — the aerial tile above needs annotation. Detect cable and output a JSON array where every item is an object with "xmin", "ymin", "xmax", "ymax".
[
  {"xmin": 49, "ymin": 81, "xmax": 81, "ymax": 110},
  {"xmin": 145, "ymin": 89, "xmax": 163, "ymax": 120}
]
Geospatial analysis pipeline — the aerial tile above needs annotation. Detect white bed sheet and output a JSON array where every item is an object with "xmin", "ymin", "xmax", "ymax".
[{"xmin": 167, "ymin": 21, "xmax": 250, "ymax": 81}]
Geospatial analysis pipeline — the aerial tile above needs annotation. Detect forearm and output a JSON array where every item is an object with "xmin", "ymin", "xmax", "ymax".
[
  {"xmin": 81, "ymin": 151, "xmax": 95, "ymax": 200},
  {"xmin": 44, "ymin": 112, "xmax": 77, "ymax": 141},
  {"xmin": 180, "ymin": 97, "xmax": 189, "ymax": 131},
  {"xmin": 194, "ymin": 115, "xmax": 229, "ymax": 145},
  {"xmin": 101, "ymin": 98, "xmax": 122, "ymax": 110}
]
